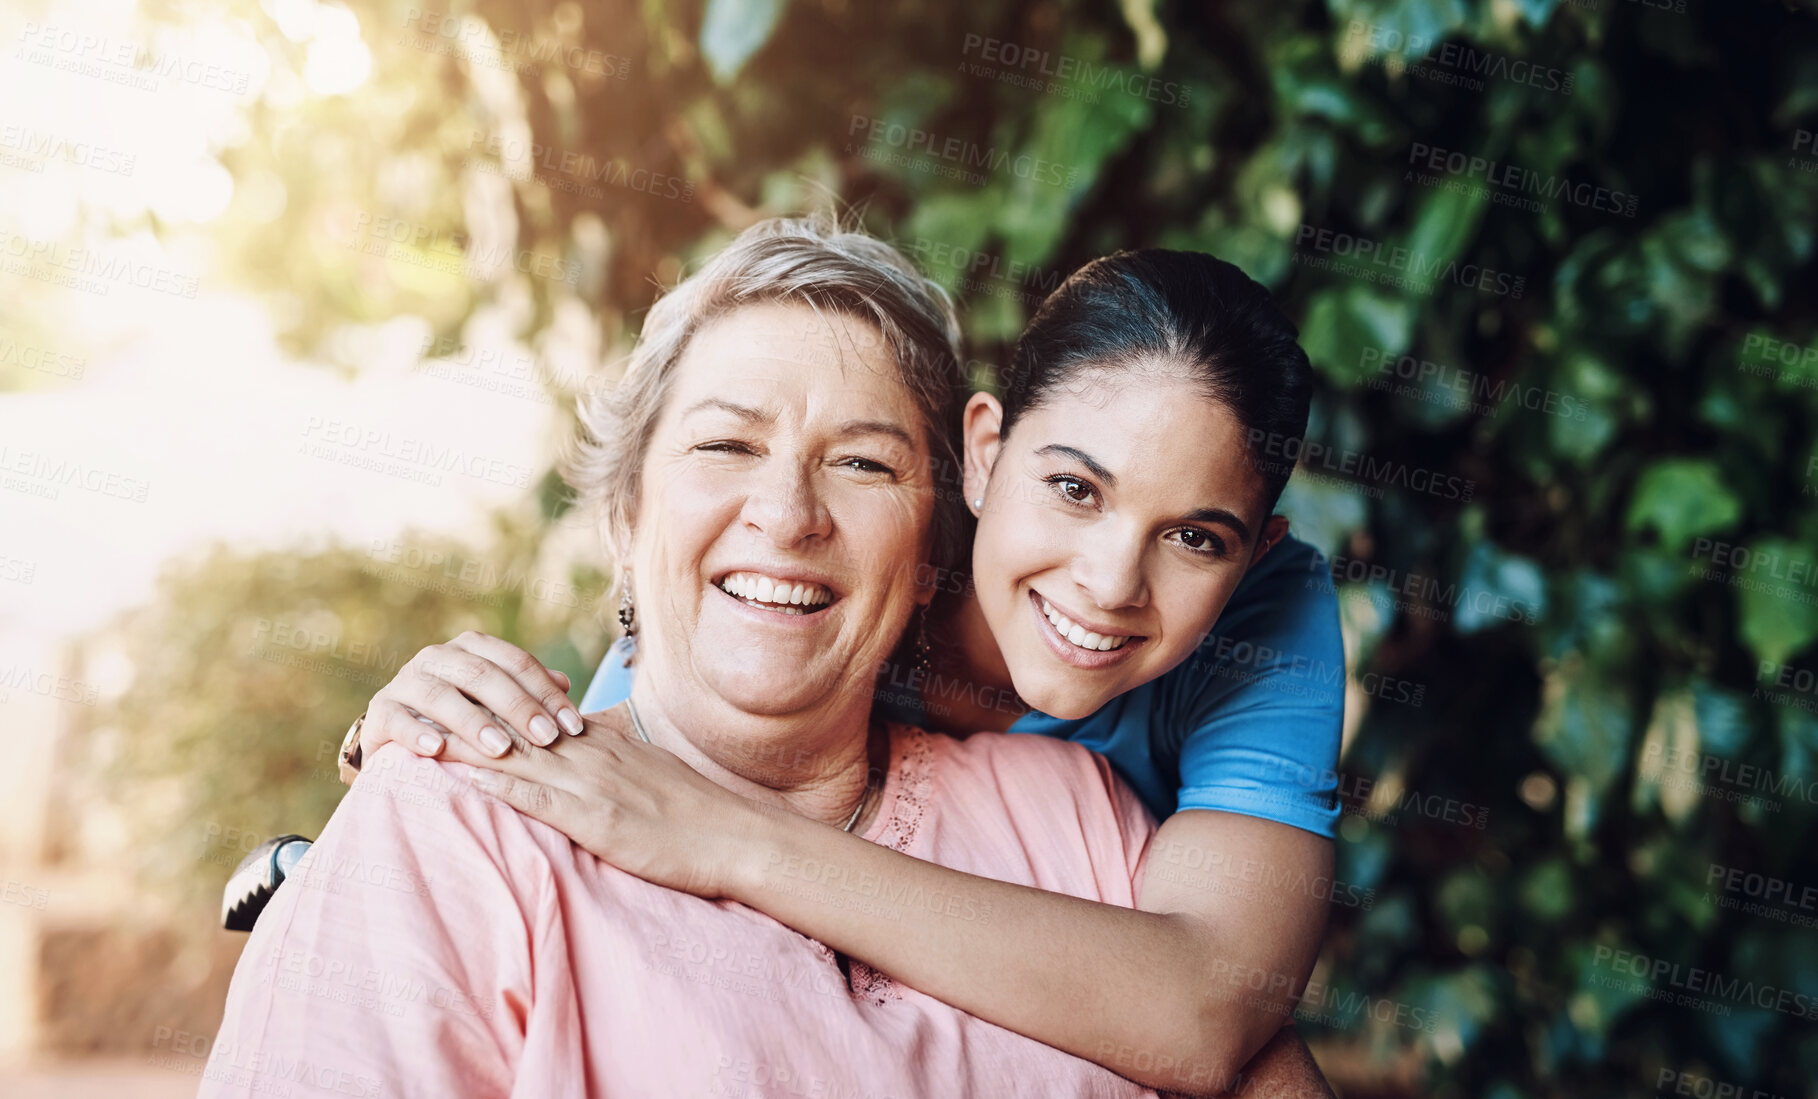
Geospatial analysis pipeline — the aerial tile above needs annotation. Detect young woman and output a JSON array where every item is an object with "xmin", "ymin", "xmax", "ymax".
[{"xmin": 348, "ymin": 246, "xmax": 1343, "ymax": 1095}]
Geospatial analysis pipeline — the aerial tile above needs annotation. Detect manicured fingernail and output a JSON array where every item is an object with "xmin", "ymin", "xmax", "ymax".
[
  {"xmin": 471, "ymin": 770, "xmax": 501, "ymax": 792},
  {"xmin": 558, "ymin": 709, "xmax": 584, "ymax": 735},
  {"xmin": 480, "ymin": 726, "xmax": 510, "ymax": 756},
  {"xmin": 529, "ymin": 715, "xmax": 558, "ymax": 746},
  {"xmin": 416, "ymin": 732, "xmax": 443, "ymax": 754}
]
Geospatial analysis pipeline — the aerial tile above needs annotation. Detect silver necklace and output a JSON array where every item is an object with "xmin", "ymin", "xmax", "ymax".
[{"xmin": 625, "ymin": 698, "xmax": 875, "ymax": 833}]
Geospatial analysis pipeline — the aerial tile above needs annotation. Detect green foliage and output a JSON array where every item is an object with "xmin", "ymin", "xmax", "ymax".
[
  {"xmin": 87, "ymin": 531, "xmax": 608, "ymax": 910},
  {"xmin": 92, "ymin": 0, "xmax": 1818, "ymax": 1093}
]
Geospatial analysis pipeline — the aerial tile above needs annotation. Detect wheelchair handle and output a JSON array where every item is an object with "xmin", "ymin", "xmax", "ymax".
[{"xmin": 222, "ymin": 834, "xmax": 313, "ymax": 931}]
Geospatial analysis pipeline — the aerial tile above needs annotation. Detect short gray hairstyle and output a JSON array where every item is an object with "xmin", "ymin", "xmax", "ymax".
[{"xmin": 562, "ymin": 214, "xmax": 970, "ymax": 583}]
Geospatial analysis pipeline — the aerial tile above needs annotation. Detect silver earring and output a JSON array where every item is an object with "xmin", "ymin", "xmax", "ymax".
[{"xmin": 616, "ymin": 571, "xmax": 636, "ymax": 636}]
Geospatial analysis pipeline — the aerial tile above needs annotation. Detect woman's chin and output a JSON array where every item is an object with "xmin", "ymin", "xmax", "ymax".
[
  {"xmin": 1014, "ymin": 676, "xmax": 1116, "ymax": 722},
  {"xmin": 696, "ymin": 660, "xmax": 843, "ymax": 717}
]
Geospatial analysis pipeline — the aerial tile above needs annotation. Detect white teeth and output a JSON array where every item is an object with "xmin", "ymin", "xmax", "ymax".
[
  {"xmin": 716, "ymin": 572, "xmax": 833, "ymax": 612},
  {"xmin": 1039, "ymin": 597, "xmax": 1130, "ymax": 652}
]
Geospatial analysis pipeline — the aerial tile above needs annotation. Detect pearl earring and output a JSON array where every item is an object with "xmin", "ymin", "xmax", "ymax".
[{"xmin": 973, "ymin": 497, "xmax": 983, "ymax": 510}]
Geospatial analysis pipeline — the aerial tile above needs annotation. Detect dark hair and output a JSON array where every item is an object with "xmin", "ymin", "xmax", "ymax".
[{"xmin": 1000, "ymin": 249, "xmax": 1314, "ymax": 514}]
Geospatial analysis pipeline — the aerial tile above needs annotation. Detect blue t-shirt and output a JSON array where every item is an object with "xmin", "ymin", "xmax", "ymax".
[{"xmin": 579, "ymin": 534, "xmax": 1344, "ymax": 837}]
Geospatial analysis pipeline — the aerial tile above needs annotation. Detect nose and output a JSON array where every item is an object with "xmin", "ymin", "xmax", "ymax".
[
  {"xmin": 741, "ymin": 458, "xmax": 834, "ymax": 547},
  {"xmin": 1070, "ymin": 520, "xmax": 1150, "ymax": 612}
]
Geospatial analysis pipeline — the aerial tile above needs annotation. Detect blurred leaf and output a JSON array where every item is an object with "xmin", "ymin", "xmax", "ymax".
[
  {"xmin": 1534, "ymin": 652, "xmax": 1636, "ymax": 798},
  {"xmin": 1301, "ymin": 285, "xmax": 1417, "ymax": 386},
  {"xmin": 1457, "ymin": 542, "xmax": 1547, "ymax": 632},
  {"xmin": 1625, "ymin": 459, "xmax": 1743, "ymax": 550},
  {"xmin": 700, "ymin": 0, "xmax": 789, "ymax": 84},
  {"xmin": 1517, "ymin": 858, "xmax": 1574, "ymax": 923},
  {"xmin": 1736, "ymin": 537, "xmax": 1818, "ymax": 666},
  {"xmin": 1117, "ymin": 0, "xmax": 1168, "ymax": 69}
]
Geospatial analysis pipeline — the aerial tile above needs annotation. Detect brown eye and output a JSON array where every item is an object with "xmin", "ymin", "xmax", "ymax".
[
  {"xmin": 1169, "ymin": 527, "xmax": 1227, "ymax": 557},
  {"xmin": 1050, "ymin": 476, "xmax": 1092, "ymax": 503}
]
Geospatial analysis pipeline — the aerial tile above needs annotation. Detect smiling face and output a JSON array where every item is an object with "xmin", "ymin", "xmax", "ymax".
[
  {"xmin": 962, "ymin": 362, "xmax": 1288, "ymax": 720},
  {"xmin": 625, "ymin": 301, "xmax": 935, "ymax": 738}
]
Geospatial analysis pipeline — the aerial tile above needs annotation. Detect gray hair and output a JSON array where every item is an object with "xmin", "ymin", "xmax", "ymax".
[{"xmin": 562, "ymin": 214, "xmax": 970, "ymax": 586}]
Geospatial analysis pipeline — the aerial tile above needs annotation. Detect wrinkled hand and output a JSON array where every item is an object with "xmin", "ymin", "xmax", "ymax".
[
  {"xmin": 354, "ymin": 630, "xmax": 584, "ymax": 771},
  {"xmin": 442, "ymin": 705, "xmax": 764, "ymax": 900}
]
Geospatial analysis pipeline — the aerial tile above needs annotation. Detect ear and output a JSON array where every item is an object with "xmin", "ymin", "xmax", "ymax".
[
  {"xmin": 961, "ymin": 391, "xmax": 1006, "ymax": 516},
  {"xmin": 1250, "ymin": 516, "xmax": 1292, "ymax": 566}
]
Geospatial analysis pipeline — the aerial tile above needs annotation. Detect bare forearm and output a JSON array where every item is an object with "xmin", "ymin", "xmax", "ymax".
[
  {"xmin": 1222, "ymin": 1026, "xmax": 1334, "ymax": 1098},
  {"xmin": 733, "ymin": 809, "xmax": 1292, "ymax": 1095}
]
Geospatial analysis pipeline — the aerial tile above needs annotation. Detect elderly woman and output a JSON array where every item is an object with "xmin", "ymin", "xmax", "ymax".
[{"xmin": 200, "ymin": 219, "xmax": 1329, "ymax": 1097}]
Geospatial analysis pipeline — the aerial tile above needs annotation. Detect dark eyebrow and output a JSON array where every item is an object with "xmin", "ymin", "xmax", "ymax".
[
  {"xmin": 1035, "ymin": 444, "xmax": 1117, "ymax": 488},
  {"xmin": 1039, "ymin": 443, "xmax": 1253, "ymax": 545},
  {"xmin": 683, "ymin": 398, "xmax": 771, "ymax": 422},
  {"xmin": 1182, "ymin": 507, "xmax": 1252, "ymax": 546},
  {"xmin": 837, "ymin": 420, "xmax": 918, "ymax": 450}
]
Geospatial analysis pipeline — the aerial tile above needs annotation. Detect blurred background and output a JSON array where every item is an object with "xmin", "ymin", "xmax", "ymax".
[{"xmin": 2, "ymin": 0, "xmax": 1816, "ymax": 1095}]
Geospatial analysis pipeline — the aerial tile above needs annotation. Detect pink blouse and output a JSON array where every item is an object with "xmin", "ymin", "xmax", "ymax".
[{"xmin": 199, "ymin": 724, "xmax": 1165, "ymax": 1098}]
